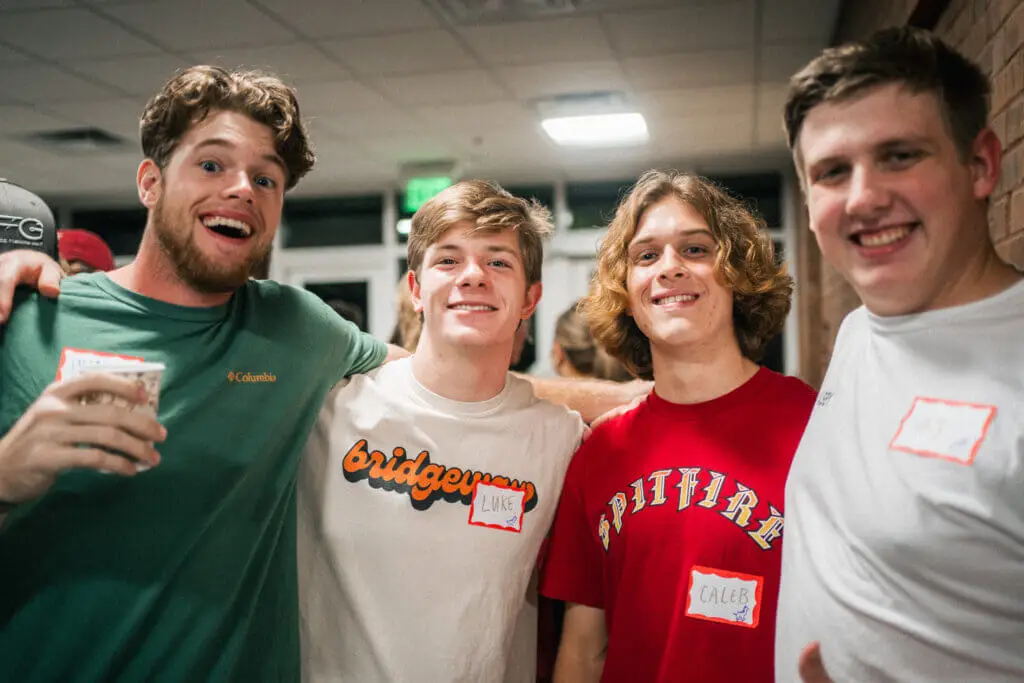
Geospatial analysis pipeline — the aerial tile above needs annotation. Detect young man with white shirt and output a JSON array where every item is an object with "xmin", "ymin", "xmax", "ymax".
[
  {"xmin": 776, "ymin": 27, "xmax": 1024, "ymax": 683},
  {"xmin": 298, "ymin": 179, "xmax": 585, "ymax": 683}
]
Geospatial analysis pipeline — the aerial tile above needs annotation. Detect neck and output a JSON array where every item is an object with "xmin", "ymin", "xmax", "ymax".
[
  {"xmin": 108, "ymin": 230, "xmax": 234, "ymax": 307},
  {"xmin": 411, "ymin": 334, "xmax": 512, "ymax": 402},
  {"xmin": 650, "ymin": 334, "xmax": 759, "ymax": 405},
  {"xmin": 935, "ymin": 237, "xmax": 1022, "ymax": 310}
]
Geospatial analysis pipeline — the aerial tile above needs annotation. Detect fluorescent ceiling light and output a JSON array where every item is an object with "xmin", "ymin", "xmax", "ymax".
[
  {"xmin": 396, "ymin": 218, "xmax": 412, "ymax": 236},
  {"xmin": 541, "ymin": 112, "xmax": 649, "ymax": 147}
]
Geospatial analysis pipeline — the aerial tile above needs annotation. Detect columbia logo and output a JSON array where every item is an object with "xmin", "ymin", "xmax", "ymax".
[{"xmin": 227, "ymin": 371, "xmax": 277, "ymax": 383}]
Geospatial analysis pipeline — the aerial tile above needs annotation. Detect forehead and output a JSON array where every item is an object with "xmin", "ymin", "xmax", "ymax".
[
  {"xmin": 797, "ymin": 83, "xmax": 950, "ymax": 165},
  {"xmin": 177, "ymin": 110, "xmax": 277, "ymax": 156},
  {"xmin": 631, "ymin": 196, "xmax": 710, "ymax": 242},
  {"xmin": 429, "ymin": 222, "xmax": 522, "ymax": 254}
]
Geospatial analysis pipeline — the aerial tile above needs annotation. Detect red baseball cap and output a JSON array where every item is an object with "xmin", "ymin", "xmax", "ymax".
[{"xmin": 57, "ymin": 229, "xmax": 116, "ymax": 272}]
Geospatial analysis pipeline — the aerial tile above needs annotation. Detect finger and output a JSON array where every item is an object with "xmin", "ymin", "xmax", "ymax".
[
  {"xmin": 53, "ymin": 446, "xmax": 140, "ymax": 478},
  {"xmin": 56, "ymin": 424, "xmax": 160, "ymax": 466},
  {"xmin": 49, "ymin": 373, "xmax": 150, "ymax": 405},
  {"xmin": 37, "ymin": 261, "xmax": 64, "ymax": 298},
  {"xmin": 66, "ymin": 404, "xmax": 166, "ymax": 442},
  {"xmin": 798, "ymin": 642, "xmax": 831, "ymax": 683},
  {"xmin": 0, "ymin": 257, "xmax": 21, "ymax": 323}
]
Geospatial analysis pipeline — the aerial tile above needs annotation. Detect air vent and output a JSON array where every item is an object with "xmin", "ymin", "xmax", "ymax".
[
  {"xmin": 24, "ymin": 127, "xmax": 129, "ymax": 155},
  {"xmin": 427, "ymin": 0, "xmax": 613, "ymax": 23}
]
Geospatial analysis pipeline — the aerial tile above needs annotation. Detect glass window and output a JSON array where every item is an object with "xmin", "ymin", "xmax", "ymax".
[
  {"xmin": 708, "ymin": 173, "xmax": 782, "ymax": 227},
  {"xmin": 68, "ymin": 207, "xmax": 147, "ymax": 257},
  {"xmin": 283, "ymin": 195, "xmax": 383, "ymax": 248},
  {"xmin": 566, "ymin": 180, "xmax": 633, "ymax": 230}
]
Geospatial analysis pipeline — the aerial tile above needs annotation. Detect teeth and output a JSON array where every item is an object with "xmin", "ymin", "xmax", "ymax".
[
  {"xmin": 202, "ymin": 216, "xmax": 253, "ymax": 236},
  {"xmin": 451, "ymin": 304, "xmax": 493, "ymax": 311},
  {"xmin": 658, "ymin": 294, "xmax": 698, "ymax": 305},
  {"xmin": 859, "ymin": 226, "xmax": 910, "ymax": 247}
]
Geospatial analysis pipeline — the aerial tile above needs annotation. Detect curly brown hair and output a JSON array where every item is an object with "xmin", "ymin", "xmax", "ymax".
[
  {"xmin": 140, "ymin": 65, "xmax": 315, "ymax": 189},
  {"xmin": 407, "ymin": 180, "xmax": 552, "ymax": 285},
  {"xmin": 584, "ymin": 170, "xmax": 792, "ymax": 380}
]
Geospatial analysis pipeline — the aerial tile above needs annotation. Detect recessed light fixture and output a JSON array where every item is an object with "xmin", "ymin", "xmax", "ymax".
[{"xmin": 541, "ymin": 112, "xmax": 649, "ymax": 147}]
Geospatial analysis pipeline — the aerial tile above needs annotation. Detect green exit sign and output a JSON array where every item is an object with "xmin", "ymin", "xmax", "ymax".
[{"xmin": 403, "ymin": 176, "xmax": 452, "ymax": 214}]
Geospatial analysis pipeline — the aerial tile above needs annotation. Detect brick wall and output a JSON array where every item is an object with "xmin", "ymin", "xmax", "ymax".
[{"xmin": 796, "ymin": 0, "xmax": 1024, "ymax": 386}]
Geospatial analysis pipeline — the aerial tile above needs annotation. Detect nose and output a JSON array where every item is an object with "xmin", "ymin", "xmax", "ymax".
[
  {"xmin": 223, "ymin": 171, "xmax": 255, "ymax": 204},
  {"xmin": 656, "ymin": 246, "xmax": 689, "ymax": 282},
  {"xmin": 845, "ymin": 164, "xmax": 890, "ymax": 218},
  {"xmin": 456, "ymin": 257, "xmax": 488, "ymax": 288}
]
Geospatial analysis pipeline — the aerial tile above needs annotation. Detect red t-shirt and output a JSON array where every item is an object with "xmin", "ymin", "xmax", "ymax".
[{"xmin": 539, "ymin": 368, "xmax": 815, "ymax": 683}]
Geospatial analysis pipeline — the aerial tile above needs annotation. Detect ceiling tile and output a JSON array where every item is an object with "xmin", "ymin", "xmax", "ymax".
[
  {"xmin": 375, "ymin": 70, "xmax": 507, "ymax": 106},
  {"xmin": 0, "ymin": 43, "xmax": 33, "ymax": 64},
  {"xmin": 603, "ymin": 1, "xmax": 757, "ymax": 57},
  {"xmin": 0, "ymin": 8, "xmax": 162, "ymax": 59},
  {"xmin": 44, "ymin": 97, "xmax": 148, "ymax": 140},
  {"xmin": 309, "ymin": 107, "xmax": 426, "ymax": 140},
  {"xmin": 69, "ymin": 54, "xmax": 191, "ymax": 97},
  {"xmin": 414, "ymin": 101, "xmax": 534, "ymax": 131},
  {"xmin": 498, "ymin": 61, "xmax": 629, "ymax": 100},
  {"xmin": 762, "ymin": 0, "xmax": 840, "ymax": 43},
  {"xmin": 624, "ymin": 49, "xmax": 754, "ymax": 91},
  {"xmin": 0, "ymin": 64, "xmax": 120, "ymax": 103},
  {"xmin": 755, "ymin": 107, "xmax": 788, "ymax": 149},
  {"xmin": 359, "ymin": 132, "xmax": 456, "ymax": 165},
  {"xmin": 634, "ymin": 85, "xmax": 754, "ymax": 119},
  {"xmin": 0, "ymin": 105, "xmax": 79, "ymax": 135},
  {"xmin": 0, "ymin": 0, "xmax": 75, "ymax": 10},
  {"xmin": 189, "ymin": 43, "xmax": 351, "ymax": 84},
  {"xmin": 319, "ymin": 30, "xmax": 477, "ymax": 77},
  {"xmin": 459, "ymin": 18, "xmax": 613, "ymax": 66},
  {"xmin": 291, "ymin": 80, "xmax": 390, "ymax": 120},
  {"xmin": 647, "ymin": 113, "xmax": 755, "ymax": 155},
  {"xmin": 255, "ymin": 0, "xmax": 439, "ymax": 39},
  {"xmin": 103, "ymin": 0, "xmax": 296, "ymax": 50},
  {"xmin": 759, "ymin": 42, "xmax": 822, "ymax": 82}
]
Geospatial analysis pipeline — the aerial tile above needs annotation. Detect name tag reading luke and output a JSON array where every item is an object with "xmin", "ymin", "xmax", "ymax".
[
  {"xmin": 685, "ymin": 566, "xmax": 763, "ymax": 628},
  {"xmin": 469, "ymin": 482, "xmax": 526, "ymax": 533},
  {"xmin": 890, "ymin": 397, "xmax": 997, "ymax": 465}
]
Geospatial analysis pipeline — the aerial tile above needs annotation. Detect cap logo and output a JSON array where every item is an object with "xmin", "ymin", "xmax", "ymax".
[{"xmin": 0, "ymin": 215, "xmax": 44, "ymax": 241}]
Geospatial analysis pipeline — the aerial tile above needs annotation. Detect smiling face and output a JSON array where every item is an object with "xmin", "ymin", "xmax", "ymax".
[
  {"xmin": 625, "ymin": 197, "xmax": 735, "ymax": 355},
  {"xmin": 797, "ymin": 83, "xmax": 1000, "ymax": 315},
  {"xmin": 409, "ymin": 222, "xmax": 541, "ymax": 354},
  {"xmin": 137, "ymin": 109, "xmax": 287, "ymax": 293}
]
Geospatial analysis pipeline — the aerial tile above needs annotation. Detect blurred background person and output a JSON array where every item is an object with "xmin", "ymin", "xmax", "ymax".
[
  {"xmin": 551, "ymin": 300, "xmax": 632, "ymax": 382},
  {"xmin": 56, "ymin": 229, "xmax": 115, "ymax": 275},
  {"xmin": 390, "ymin": 277, "xmax": 422, "ymax": 352}
]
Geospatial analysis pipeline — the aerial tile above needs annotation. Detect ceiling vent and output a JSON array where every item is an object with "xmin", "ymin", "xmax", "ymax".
[
  {"xmin": 427, "ymin": 0, "xmax": 613, "ymax": 23},
  {"xmin": 22, "ymin": 127, "xmax": 130, "ymax": 155}
]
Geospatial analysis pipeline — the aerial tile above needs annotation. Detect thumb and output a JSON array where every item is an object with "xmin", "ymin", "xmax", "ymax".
[{"xmin": 798, "ymin": 642, "xmax": 832, "ymax": 683}]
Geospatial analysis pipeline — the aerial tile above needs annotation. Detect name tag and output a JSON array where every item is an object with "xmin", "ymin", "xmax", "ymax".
[
  {"xmin": 468, "ymin": 482, "xmax": 526, "ymax": 533},
  {"xmin": 685, "ymin": 566, "xmax": 762, "ymax": 628},
  {"xmin": 890, "ymin": 397, "xmax": 996, "ymax": 465},
  {"xmin": 56, "ymin": 347, "xmax": 146, "ymax": 381}
]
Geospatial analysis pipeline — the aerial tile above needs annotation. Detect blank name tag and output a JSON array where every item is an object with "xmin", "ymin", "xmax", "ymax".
[
  {"xmin": 468, "ymin": 482, "xmax": 526, "ymax": 533},
  {"xmin": 890, "ymin": 397, "xmax": 997, "ymax": 465},
  {"xmin": 685, "ymin": 566, "xmax": 763, "ymax": 628}
]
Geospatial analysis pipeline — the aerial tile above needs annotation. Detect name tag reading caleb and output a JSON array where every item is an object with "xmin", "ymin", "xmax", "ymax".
[
  {"xmin": 685, "ymin": 566, "xmax": 763, "ymax": 628},
  {"xmin": 469, "ymin": 482, "xmax": 526, "ymax": 533}
]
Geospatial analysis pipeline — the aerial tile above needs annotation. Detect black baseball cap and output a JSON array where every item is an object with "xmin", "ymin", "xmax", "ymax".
[{"xmin": 0, "ymin": 179, "xmax": 58, "ymax": 260}]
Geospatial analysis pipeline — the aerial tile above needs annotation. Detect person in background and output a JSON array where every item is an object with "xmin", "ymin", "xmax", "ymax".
[
  {"xmin": 57, "ymin": 229, "xmax": 115, "ymax": 275},
  {"xmin": 551, "ymin": 300, "xmax": 632, "ymax": 382}
]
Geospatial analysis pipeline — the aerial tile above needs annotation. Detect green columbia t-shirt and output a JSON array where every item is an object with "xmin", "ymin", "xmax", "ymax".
[{"xmin": 0, "ymin": 273, "xmax": 387, "ymax": 683}]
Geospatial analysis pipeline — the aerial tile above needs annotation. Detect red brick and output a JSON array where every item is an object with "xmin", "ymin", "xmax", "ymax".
[
  {"xmin": 1011, "ymin": 186, "xmax": 1024, "ymax": 233},
  {"xmin": 992, "ymin": 108, "xmax": 1009, "ymax": 145},
  {"xmin": 996, "ymin": 226, "xmax": 1024, "ymax": 266},
  {"xmin": 991, "ymin": 197, "xmax": 1010, "ymax": 241},
  {"xmin": 996, "ymin": 141, "xmax": 1024, "ymax": 196},
  {"xmin": 962, "ymin": 18, "xmax": 990, "ymax": 59},
  {"xmin": 992, "ymin": 56, "xmax": 1024, "ymax": 115},
  {"xmin": 1006, "ymin": 95, "xmax": 1024, "ymax": 144}
]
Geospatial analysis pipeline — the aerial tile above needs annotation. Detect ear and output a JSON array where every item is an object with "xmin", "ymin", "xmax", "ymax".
[
  {"xmin": 970, "ymin": 127, "xmax": 1002, "ymax": 201},
  {"xmin": 137, "ymin": 159, "xmax": 162, "ymax": 209},
  {"xmin": 520, "ymin": 282, "xmax": 542, "ymax": 320},
  {"xmin": 407, "ymin": 270, "xmax": 424, "ymax": 313}
]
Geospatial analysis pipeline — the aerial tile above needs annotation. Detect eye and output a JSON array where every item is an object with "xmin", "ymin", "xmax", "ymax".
[
  {"xmin": 813, "ymin": 164, "xmax": 848, "ymax": 184},
  {"xmin": 489, "ymin": 259, "xmax": 511, "ymax": 268},
  {"xmin": 200, "ymin": 160, "xmax": 222, "ymax": 173},
  {"xmin": 254, "ymin": 175, "xmax": 277, "ymax": 189},
  {"xmin": 882, "ymin": 149, "xmax": 922, "ymax": 168},
  {"xmin": 436, "ymin": 257, "xmax": 457, "ymax": 266},
  {"xmin": 683, "ymin": 245, "xmax": 710, "ymax": 256}
]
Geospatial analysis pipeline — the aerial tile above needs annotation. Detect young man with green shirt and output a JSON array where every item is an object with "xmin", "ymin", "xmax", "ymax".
[{"xmin": 0, "ymin": 66, "xmax": 394, "ymax": 683}]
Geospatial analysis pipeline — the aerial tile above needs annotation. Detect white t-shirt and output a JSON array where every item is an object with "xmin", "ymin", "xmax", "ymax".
[
  {"xmin": 776, "ymin": 279, "xmax": 1024, "ymax": 682},
  {"xmin": 298, "ymin": 358, "xmax": 585, "ymax": 683}
]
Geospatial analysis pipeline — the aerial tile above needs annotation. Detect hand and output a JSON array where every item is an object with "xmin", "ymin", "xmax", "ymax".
[
  {"xmin": 0, "ymin": 373, "xmax": 166, "ymax": 504},
  {"xmin": 0, "ymin": 249, "xmax": 64, "ymax": 322},
  {"xmin": 799, "ymin": 642, "xmax": 834, "ymax": 683},
  {"xmin": 590, "ymin": 380, "xmax": 652, "ymax": 429}
]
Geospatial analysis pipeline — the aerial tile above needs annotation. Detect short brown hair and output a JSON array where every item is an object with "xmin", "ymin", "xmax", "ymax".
[
  {"xmin": 554, "ymin": 300, "xmax": 633, "ymax": 381},
  {"xmin": 407, "ymin": 180, "xmax": 552, "ymax": 285},
  {"xmin": 585, "ymin": 170, "xmax": 792, "ymax": 380},
  {"xmin": 784, "ymin": 26, "xmax": 989, "ymax": 163},
  {"xmin": 140, "ymin": 65, "xmax": 315, "ymax": 189}
]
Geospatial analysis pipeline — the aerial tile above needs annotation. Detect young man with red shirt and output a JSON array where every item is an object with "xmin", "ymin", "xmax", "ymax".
[{"xmin": 539, "ymin": 170, "xmax": 816, "ymax": 682}]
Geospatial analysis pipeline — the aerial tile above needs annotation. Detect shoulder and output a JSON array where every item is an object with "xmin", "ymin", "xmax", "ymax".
[
  {"xmin": 508, "ymin": 373, "xmax": 587, "ymax": 443},
  {"xmin": 756, "ymin": 369, "xmax": 817, "ymax": 418},
  {"xmin": 244, "ymin": 279, "xmax": 326, "ymax": 314}
]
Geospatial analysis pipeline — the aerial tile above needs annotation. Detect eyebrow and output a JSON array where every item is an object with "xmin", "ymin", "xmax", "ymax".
[
  {"xmin": 193, "ymin": 138, "xmax": 287, "ymax": 175},
  {"xmin": 435, "ymin": 244, "xmax": 522, "ymax": 260},
  {"xmin": 808, "ymin": 135, "xmax": 934, "ymax": 167},
  {"xmin": 629, "ymin": 228, "xmax": 714, "ymax": 248}
]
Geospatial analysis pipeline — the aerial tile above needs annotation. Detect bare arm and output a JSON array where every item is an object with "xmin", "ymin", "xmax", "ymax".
[
  {"xmin": 522, "ymin": 375, "xmax": 652, "ymax": 424},
  {"xmin": 384, "ymin": 343, "xmax": 410, "ymax": 363},
  {"xmin": 553, "ymin": 602, "xmax": 607, "ymax": 683}
]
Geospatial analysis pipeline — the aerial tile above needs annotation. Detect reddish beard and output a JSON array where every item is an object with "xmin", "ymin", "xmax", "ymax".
[{"xmin": 151, "ymin": 194, "xmax": 270, "ymax": 293}]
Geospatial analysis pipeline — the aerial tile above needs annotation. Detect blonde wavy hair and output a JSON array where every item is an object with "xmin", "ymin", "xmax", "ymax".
[{"xmin": 584, "ymin": 170, "xmax": 792, "ymax": 380}]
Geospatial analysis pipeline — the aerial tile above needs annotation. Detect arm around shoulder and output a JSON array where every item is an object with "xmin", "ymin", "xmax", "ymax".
[
  {"xmin": 553, "ymin": 602, "xmax": 607, "ymax": 683},
  {"xmin": 522, "ymin": 375, "xmax": 652, "ymax": 424}
]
